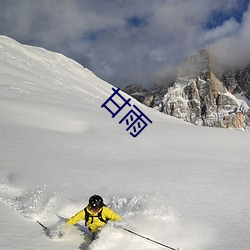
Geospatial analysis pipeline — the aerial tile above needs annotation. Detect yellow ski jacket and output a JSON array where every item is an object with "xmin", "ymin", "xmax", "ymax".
[{"xmin": 67, "ymin": 206, "xmax": 121, "ymax": 233}]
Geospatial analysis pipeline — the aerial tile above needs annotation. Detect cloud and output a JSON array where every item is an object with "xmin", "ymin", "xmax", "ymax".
[
  {"xmin": 209, "ymin": 4, "xmax": 250, "ymax": 69},
  {"xmin": 200, "ymin": 18, "xmax": 240, "ymax": 45},
  {"xmin": 0, "ymin": 0, "xmax": 249, "ymax": 88}
]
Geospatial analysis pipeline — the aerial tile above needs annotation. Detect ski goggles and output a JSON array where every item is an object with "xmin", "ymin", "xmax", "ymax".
[{"xmin": 89, "ymin": 204, "xmax": 101, "ymax": 212}]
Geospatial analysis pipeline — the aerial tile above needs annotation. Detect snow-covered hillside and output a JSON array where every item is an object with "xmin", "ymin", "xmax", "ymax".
[{"xmin": 0, "ymin": 36, "xmax": 250, "ymax": 250}]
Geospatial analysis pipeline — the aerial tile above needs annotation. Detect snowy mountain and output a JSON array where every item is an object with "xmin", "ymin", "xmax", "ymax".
[
  {"xmin": 217, "ymin": 65, "xmax": 250, "ymax": 100},
  {"xmin": 0, "ymin": 36, "xmax": 250, "ymax": 250},
  {"xmin": 124, "ymin": 49, "xmax": 250, "ymax": 130}
]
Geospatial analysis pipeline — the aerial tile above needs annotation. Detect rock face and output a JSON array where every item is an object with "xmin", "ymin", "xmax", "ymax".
[
  {"xmin": 123, "ymin": 49, "xmax": 250, "ymax": 130},
  {"xmin": 218, "ymin": 66, "xmax": 250, "ymax": 100},
  {"xmin": 122, "ymin": 84, "xmax": 147, "ymax": 103}
]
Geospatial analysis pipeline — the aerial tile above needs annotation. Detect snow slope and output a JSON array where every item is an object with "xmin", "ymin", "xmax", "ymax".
[{"xmin": 0, "ymin": 35, "xmax": 250, "ymax": 250}]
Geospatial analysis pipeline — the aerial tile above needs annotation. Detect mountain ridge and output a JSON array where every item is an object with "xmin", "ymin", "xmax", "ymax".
[{"xmin": 124, "ymin": 49, "xmax": 250, "ymax": 130}]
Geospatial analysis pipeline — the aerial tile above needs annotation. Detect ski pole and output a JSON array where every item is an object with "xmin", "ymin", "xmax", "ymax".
[
  {"xmin": 122, "ymin": 227, "xmax": 180, "ymax": 250},
  {"xmin": 37, "ymin": 220, "xmax": 48, "ymax": 231}
]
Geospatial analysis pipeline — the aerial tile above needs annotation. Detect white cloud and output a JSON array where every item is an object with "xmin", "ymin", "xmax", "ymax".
[
  {"xmin": 209, "ymin": 6, "xmax": 250, "ymax": 68},
  {"xmin": 0, "ymin": 0, "xmax": 249, "ymax": 87},
  {"xmin": 200, "ymin": 18, "xmax": 240, "ymax": 45}
]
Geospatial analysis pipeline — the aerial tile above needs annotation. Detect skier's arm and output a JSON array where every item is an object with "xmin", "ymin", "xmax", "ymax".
[
  {"xmin": 67, "ymin": 209, "xmax": 85, "ymax": 225},
  {"xmin": 104, "ymin": 207, "xmax": 122, "ymax": 222}
]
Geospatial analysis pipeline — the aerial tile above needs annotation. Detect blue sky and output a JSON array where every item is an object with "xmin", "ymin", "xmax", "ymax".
[
  {"xmin": 0, "ymin": 0, "xmax": 249, "ymax": 88},
  {"xmin": 206, "ymin": 0, "xmax": 249, "ymax": 28}
]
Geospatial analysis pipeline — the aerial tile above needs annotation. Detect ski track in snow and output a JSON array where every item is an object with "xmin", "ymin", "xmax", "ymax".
[{"xmin": 0, "ymin": 180, "xmax": 211, "ymax": 250}]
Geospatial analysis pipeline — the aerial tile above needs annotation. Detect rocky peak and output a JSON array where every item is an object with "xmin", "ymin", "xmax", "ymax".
[
  {"xmin": 177, "ymin": 48, "xmax": 210, "ymax": 78},
  {"xmin": 124, "ymin": 49, "xmax": 250, "ymax": 130}
]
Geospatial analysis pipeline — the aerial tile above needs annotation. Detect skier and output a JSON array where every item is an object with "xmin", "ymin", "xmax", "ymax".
[{"xmin": 66, "ymin": 194, "xmax": 121, "ymax": 239}]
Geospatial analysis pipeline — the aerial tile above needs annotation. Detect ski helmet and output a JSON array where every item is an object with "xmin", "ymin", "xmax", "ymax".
[{"xmin": 89, "ymin": 195, "xmax": 104, "ymax": 210}]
